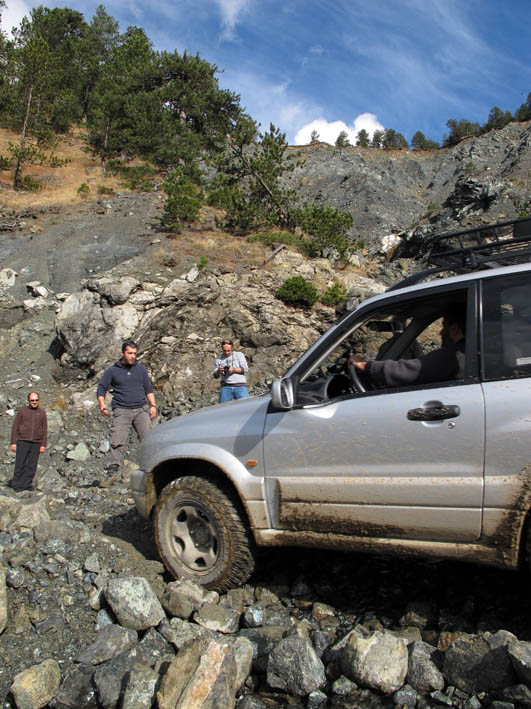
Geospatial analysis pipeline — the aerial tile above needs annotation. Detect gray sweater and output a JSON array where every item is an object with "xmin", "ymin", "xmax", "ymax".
[
  {"xmin": 213, "ymin": 350, "xmax": 248, "ymax": 386},
  {"xmin": 366, "ymin": 340, "xmax": 465, "ymax": 388}
]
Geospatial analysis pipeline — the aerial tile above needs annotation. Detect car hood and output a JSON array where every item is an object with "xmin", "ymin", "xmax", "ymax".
[{"xmin": 138, "ymin": 393, "xmax": 271, "ymax": 473}]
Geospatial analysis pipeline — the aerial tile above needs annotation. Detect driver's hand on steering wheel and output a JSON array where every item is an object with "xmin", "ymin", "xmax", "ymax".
[{"xmin": 349, "ymin": 354, "xmax": 368, "ymax": 371}]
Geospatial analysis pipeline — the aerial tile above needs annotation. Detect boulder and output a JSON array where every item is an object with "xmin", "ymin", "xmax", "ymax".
[
  {"xmin": 341, "ymin": 629, "xmax": 408, "ymax": 694},
  {"xmin": 193, "ymin": 602, "xmax": 241, "ymax": 634},
  {"xmin": 9, "ymin": 659, "xmax": 61, "ymax": 709},
  {"xmin": 443, "ymin": 631, "xmax": 517, "ymax": 693},
  {"xmin": 104, "ymin": 576, "xmax": 166, "ymax": 631},
  {"xmin": 121, "ymin": 664, "xmax": 158, "ymax": 709},
  {"xmin": 157, "ymin": 637, "xmax": 240, "ymax": 709},
  {"xmin": 76, "ymin": 624, "xmax": 138, "ymax": 664},
  {"xmin": 508, "ymin": 639, "xmax": 531, "ymax": 685},
  {"xmin": 267, "ymin": 634, "xmax": 326, "ymax": 696},
  {"xmin": 407, "ymin": 640, "xmax": 444, "ymax": 692}
]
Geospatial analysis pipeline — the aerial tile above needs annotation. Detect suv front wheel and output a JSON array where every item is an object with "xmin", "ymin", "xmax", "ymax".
[{"xmin": 154, "ymin": 475, "xmax": 255, "ymax": 592}]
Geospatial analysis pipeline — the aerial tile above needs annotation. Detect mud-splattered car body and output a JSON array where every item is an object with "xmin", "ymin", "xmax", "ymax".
[{"xmin": 132, "ymin": 218, "xmax": 531, "ymax": 590}]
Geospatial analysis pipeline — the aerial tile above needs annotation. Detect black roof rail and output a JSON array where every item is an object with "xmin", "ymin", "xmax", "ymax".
[{"xmin": 388, "ymin": 216, "xmax": 531, "ymax": 291}]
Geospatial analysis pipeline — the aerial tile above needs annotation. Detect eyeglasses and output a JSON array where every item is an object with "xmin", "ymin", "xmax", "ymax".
[{"xmin": 29, "ymin": 399, "xmax": 39, "ymax": 402}]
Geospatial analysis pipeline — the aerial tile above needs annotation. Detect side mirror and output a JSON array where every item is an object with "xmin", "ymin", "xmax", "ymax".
[{"xmin": 271, "ymin": 378, "xmax": 294, "ymax": 410}]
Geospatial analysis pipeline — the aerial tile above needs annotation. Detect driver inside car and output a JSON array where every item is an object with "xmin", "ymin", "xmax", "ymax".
[{"xmin": 349, "ymin": 306, "xmax": 466, "ymax": 388}]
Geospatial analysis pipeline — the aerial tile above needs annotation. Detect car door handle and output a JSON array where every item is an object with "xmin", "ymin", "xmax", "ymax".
[{"xmin": 407, "ymin": 404, "xmax": 460, "ymax": 421}]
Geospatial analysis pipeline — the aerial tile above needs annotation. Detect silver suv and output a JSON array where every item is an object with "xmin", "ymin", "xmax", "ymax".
[{"xmin": 132, "ymin": 217, "xmax": 531, "ymax": 591}]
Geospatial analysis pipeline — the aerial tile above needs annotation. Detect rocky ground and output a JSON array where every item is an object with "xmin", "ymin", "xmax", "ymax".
[
  {"xmin": 1, "ymin": 123, "xmax": 531, "ymax": 706},
  {"xmin": 2, "ymin": 458, "xmax": 531, "ymax": 707}
]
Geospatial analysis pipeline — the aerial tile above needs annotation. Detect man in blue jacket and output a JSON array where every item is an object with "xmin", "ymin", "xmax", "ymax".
[{"xmin": 97, "ymin": 340, "xmax": 156, "ymax": 487}]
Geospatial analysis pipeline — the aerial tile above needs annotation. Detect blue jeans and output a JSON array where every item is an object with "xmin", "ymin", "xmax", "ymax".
[{"xmin": 219, "ymin": 385, "xmax": 249, "ymax": 403}]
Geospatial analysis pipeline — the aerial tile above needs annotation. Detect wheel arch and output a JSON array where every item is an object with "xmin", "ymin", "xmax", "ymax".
[{"xmin": 146, "ymin": 453, "xmax": 263, "ymax": 541}]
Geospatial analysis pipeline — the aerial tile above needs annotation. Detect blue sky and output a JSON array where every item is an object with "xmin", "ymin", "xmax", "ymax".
[{"xmin": 3, "ymin": 0, "xmax": 531, "ymax": 146}]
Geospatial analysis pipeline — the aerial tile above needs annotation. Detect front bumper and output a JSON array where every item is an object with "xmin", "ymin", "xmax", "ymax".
[{"xmin": 130, "ymin": 468, "xmax": 148, "ymax": 519}]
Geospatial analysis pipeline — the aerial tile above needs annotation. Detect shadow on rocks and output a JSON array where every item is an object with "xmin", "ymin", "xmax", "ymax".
[
  {"xmin": 101, "ymin": 507, "xmax": 161, "ymax": 564},
  {"xmin": 253, "ymin": 546, "xmax": 531, "ymax": 640}
]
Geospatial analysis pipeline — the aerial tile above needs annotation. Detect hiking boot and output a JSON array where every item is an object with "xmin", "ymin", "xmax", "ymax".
[{"xmin": 99, "ymin": 465, "xmax": 120, "ymax": 488}]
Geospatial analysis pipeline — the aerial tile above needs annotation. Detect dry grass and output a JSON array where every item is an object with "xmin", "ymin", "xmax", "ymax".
[
  {"xmin": 0, "ymin": 127, "xmax": 125, "ymax": 209},
  {"xmin": 154, "ymin": 217, "xmax": 266, "ymax": 272},
  {"xmin": 0, "ymin": 127, "xmax": 363, "ymax": 279}
]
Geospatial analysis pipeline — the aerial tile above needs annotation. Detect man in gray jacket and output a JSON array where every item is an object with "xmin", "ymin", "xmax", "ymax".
[
  {"xmin": 350, "ymin": 308, "xmax": 466, "ymax": 388},
  {"xmin": 213, "ymin": 339, "xmax": 249, "ymax": 402}
]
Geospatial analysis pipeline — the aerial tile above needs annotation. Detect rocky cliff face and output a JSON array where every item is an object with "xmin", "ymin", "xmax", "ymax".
[
  {"xmin": 289, "ymin": 121, "xmax": 531, "ymax": 250},
  {"xmin": 54, "ymin": 249, "xmax": 385, "ymax": 415}
]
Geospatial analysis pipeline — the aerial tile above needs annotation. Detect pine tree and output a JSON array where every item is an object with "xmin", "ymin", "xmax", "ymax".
[
  {"xmin": 515, "ymin": 93, "xmax": 531, "ymax": 122},
  {"xmin": 356, "ymin": 129, "xmax": 369, "ymax": 147},
  {"xmin": 335, "ymin": 130, "xmax": 350, "ymax": 147},
  {"xmin": 371, "ymin": 130, "xmax": 383, "ymax": 148},
  {"xmin": 382, "ymin": 128, "xmax": 408, "ymax": 149},
  {"xmin": 80, "ymin": 5, "xmax": 120, "ymax": 121},
  {"xmin": 482, "ymin": 106, "xmax": 513, "ymax": 133},
  {"xmin": 443, "ymin": 118, "xmax": 481, "ymax": 146},
  {"xmin": 208, "ymin": 121, "xmax": 298, "ymax": 233},
  {"xmin": 411, "ymin": 131, "xmax": 427, "ymax": 150}
]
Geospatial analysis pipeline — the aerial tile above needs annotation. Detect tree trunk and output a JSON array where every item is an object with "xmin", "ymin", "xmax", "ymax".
[
  {"xmin": 13, "ymin": 84, "xmax": 33, "ymax": 190},
  {"xmin": 101, "ymin": 122, "xmax": 109, "ymax": 172}
]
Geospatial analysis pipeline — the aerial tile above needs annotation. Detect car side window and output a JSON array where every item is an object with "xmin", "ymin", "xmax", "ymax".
[
  {"xmin": 295, "ymin": 290, "xmax": 469, "ymax": 405},
  {"xmin": 482, "ymin": 273, "xmax": 531, "ymax": 380}
]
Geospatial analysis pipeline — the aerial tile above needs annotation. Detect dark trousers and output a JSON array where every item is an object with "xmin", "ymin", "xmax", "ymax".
[{"xmin": 11, "ymin": 440, "xmax": 40, "ymax": 491}]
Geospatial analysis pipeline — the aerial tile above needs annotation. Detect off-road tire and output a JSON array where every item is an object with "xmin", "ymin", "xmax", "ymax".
[{"xmin": 154, "ymin": 475, "xmax": 255, "ymax": 592}]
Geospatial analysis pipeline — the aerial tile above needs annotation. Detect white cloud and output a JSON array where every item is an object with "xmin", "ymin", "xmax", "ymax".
[
  {"xmin": 1, "ymin": 0, "xmax": 31, "ymax": 35},
  {"xmin": 216, "ymin": 0, "xmax": 253, "ymax": 41},
  {"xmin": 294, "ymin": 113, "xmax": 384, "ymax": 146}
]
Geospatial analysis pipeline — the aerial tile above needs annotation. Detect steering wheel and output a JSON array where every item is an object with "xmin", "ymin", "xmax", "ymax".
[{"xmin": 348, "ymin": 361, "xmax": 369, "ymax": 393}]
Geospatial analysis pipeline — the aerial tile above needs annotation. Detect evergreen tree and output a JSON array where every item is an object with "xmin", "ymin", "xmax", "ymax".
[
  {"xmin": 515, "ymin": 92, "xmax": 531, "ymax": 122},
  {"xmin": 87, "ymin": 38, "xmax": 244, "ymax": 173},
  {"xmin": 335, "ymin": 130, "xmax": 350, "ymax": 147},
  {"xmin": 482, "ymin": 106, "xmax": 513, "ymax": 133},
  {"xmin": 411, "ymin": 131, "xmax": 427, "ymax": 149},
  {"xmin": 14, "ymin": 7, "xmax": 90, "ymax": 132},
  {"xmin": 371, "ymin": 130, "xmax": 383, "ymax": 148},
  {"xmin": 443, "ymin": 118, "xmax": 481, "ymax": 146},
  {"xmin": 295, "ymin": 203, "xmax": 353, "ymax": 260},
  {"xmin": 356, "ymin": 129, "xmax": 369, "ymax": 147},
  {"xmin": 208, "ymin": 121, "xmax": 298, "ymax": 233},
  {"xmin": 382, "ymin": 128, "xmax": 408, "ymax": 149},
  {"xmin": 160, "ymin": 167, "xmax": 203, "ymax": 233},
  {"xmin": 411, "ymin": 131, "xmax": 439, "ymax": 150},
  {"xmin": 9, "ymin": 20, "xmax": 58, "ymax": 186},
  {"xmin": 87, "ymin": 26, "xmax": 157, "ymax": 168},
  {"xmin": 80, "ymin": 5, "xmax": 120, "ymax": 121},
  {"xmin": 153, "ymin": 50, "xmax": 243, "ymax": 168},
  {"xmin": 310, "ymin": 129, "xmax": 320, "ymax": 144},
  {"xmin": 0, "ymin": 0, "xmax": 13, "ymax": 116}
]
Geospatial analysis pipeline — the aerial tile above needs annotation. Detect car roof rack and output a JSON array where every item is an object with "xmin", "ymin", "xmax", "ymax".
[{"xmin": 388, "ymin": 216, "xmax": 531, "ymax": 291}]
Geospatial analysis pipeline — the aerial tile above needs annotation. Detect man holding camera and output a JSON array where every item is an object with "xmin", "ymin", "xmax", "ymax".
[{"xmin": 213, "ymin": 339, "xmax": 249, "ymax": 402}]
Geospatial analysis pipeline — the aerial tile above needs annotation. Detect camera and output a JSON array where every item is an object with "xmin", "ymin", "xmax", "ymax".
[{"xmin": 223, "ymin": 365, "xmax": 231, "ymax": 376}]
